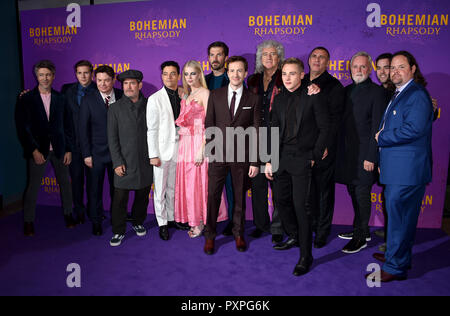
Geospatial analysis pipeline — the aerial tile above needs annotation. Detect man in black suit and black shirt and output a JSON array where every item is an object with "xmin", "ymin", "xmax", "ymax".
[
  {"xmin": 61, "ymin": 60, "xmax": 97, "ymax": 224},
  {"xmin": 265, "ymin": 58, "xmax": 329, "ymax": 276},
  {"xmin": 335, "ymin": 52, "xmax": 388, "ymax": 253},
  {"xmin": 304, "ymin": 47, "xmax": 345, "ymax": 248}
]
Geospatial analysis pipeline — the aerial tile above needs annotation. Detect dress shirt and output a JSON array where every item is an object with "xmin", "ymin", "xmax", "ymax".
[
  {"xmin": 100, "ymin": 90, "xmax": 116, "ymax": 105},
  {"xmin": 40, "ymin": 92, "xmax": 53, "ymax": 151},
  {"xmin": 227, "ymin": 84, "xmax": 243, "ymax": 116},
  {"xmin": 164, "ymin": 86, "xmax": 181, "ymax": 124}
]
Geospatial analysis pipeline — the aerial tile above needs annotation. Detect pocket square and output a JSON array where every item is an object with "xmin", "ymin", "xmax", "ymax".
[{"xmin": 243, "ymin": 107, "xmax": 252, "ymax": 110}]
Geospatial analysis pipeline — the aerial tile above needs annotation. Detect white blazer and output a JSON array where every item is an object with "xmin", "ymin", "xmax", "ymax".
[{"xmin": 146, "ymin": 87, "xmax": 177, "ymax": 161}]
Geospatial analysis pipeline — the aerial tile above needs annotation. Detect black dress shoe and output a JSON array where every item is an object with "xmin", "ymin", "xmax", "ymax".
[
  {"xmin": 64, "ymin": 214, "xmax": 77, "ymax": 228},
  {"xmin": 250, "ymin": 228, "xmax": 264, "ymax": 238},
  {"xmin": 159, "ymin": 225, "xmax": 169, "ymax": 240},
  {"xmin": 24, "ymin": 222, "xmax": 35, "ymax": 236},
  {"xmin": 272, "ymin": 234, "xmax": 283, "ymax": 244},
  {"xmin": 222, "ymin": 222, "xmax": 233, "ymax": 236},
  {"xmin": 171, "ymin": 221, "xmax": 190, "ymax": 231},
  {"xmin": 92, "ymin": 223, "xmax": 103, "ymax": 236},
  {"xmin": 314, "ymin": 239, "xmax": 327, "ymax": 249},
  {"xmin": 273, "ymin": 237, "xmax": 298, "ymax": 250},
  {"xmin": 293, "ymin": 257, "xmax": 313, "ymax": 276},
  {"xmin": 77, "ymin": 212, "xmax": 86, "ymax": 225}
]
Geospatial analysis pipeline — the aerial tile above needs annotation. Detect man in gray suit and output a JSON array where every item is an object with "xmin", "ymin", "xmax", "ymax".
[{"xmin": 107, "ymin": 70, "xmax": 153, "ymax": 246}]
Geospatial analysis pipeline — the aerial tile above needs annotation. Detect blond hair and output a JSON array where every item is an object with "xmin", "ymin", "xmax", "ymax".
[{"xmin": 182, "ymin": 60, "xmax": 207, "ymax": 95}]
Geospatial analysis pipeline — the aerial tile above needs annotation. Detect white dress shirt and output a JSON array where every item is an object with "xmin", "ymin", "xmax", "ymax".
[{"xmin": 227, "ymin": 84, "xmax": 243, "ymax": 116}]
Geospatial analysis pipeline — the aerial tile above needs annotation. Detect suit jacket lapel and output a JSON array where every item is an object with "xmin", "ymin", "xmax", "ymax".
[
  {"xmin": 49, "ymin": 90, "xmax": 57, "ymax": 122},
  {"xmin": 158, "ymin": 87, "xmax": 173, "ymax": 118},
  {"xmin": 231, "ymin": 88, "xmax": 248, "ymax": 125},
  {"xmin": 33, "ymin": 89, "xmax": 49, "ymax": 123},
  {"xmin": 293, "ymin": 92, "xmax": 306, "ymax": 136}
]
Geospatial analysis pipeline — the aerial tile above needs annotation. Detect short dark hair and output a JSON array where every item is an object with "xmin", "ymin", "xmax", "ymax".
[
  {"xmin": 160, "ymin": 61, "xmax": 180, "ymax": 74},
  {"xmin": 308, "ymin": 46, "xmax": 330, "ymax": 61},
  {"xmin": 74, "ymin": 60, "xmax": 93, "ymax": 73},
  {"xmin": 281, "ymin": 58, "xmax": 305, "ymax": 73},
  {"xmin": 392, "ymin": 50, "xmax": 427, "ymax": 87},
  {"xmin": 376, "ymin": 53, "xmax": 393, "ymax": 64},
  {"xmin": 207, "ymin": 41, "xmax": 229, "ymax": 57},
  {"xmin": 34, "ymin": 60, "xmax": 56, "ymax": 75},
  {"xmin": 94, "ymin": 65, "xmax": 115, "ymax": 79},
  {"xmin": 227, "ymin": 56, "xmax": 248, "ymax": 72}
]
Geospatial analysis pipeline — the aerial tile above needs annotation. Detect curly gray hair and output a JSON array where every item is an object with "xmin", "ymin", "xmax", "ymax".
[{"xmin": 254, "ymin": 40, "xmax": 285, "ymax": 74}]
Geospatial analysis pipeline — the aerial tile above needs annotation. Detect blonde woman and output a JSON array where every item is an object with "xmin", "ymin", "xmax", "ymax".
[{"xmin": 174, "ymin": 60, "xmax": 227, "ymax": 237}]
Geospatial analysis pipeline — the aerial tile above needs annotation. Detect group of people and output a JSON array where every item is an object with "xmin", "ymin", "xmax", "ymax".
[{"xmin": 15, "ymin": 40, "xmax": 435, "ymax": 281}]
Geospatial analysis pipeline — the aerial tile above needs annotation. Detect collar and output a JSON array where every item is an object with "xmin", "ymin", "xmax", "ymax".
[
  {"xmin": 395, "ymin": 78, "xmax": 414, "ymax": 95},
  {"xmin": 228, "ymin": 84, "xmax": 243, "ymax": 96}
]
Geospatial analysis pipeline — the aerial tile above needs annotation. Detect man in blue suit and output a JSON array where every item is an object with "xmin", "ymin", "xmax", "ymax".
[
  {"xmin": 371, "ymin": 51, "xmax": 433, "ymax": 282},
  {"xmin": 79, "ymin": 65, "xmax": 123, "ymax": 236},
  {"xmin": 61, "ymin": 60, "xmax": 97, "ymax": 224}
]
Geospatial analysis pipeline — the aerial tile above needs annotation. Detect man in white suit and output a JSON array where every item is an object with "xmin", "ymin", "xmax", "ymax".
[{"xmin": 147, "ymin": 61, "xmax": 188, "ymax": 240}]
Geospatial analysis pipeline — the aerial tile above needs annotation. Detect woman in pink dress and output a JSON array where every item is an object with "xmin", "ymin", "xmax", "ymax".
[{"xmin": 175, "ymin": 60, "xmax": 227, "ymax": 238}]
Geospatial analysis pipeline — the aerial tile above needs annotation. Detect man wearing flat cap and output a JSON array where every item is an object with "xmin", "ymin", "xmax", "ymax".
[{"xmin": 107, "ymin": 69, "xmax": 153, "ymax": 246}]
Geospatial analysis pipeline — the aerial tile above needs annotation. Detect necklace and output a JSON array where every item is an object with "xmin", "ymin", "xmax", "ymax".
[{"xmin": 190, "ymin": 87, "xmax": 201, "ymax": 97}]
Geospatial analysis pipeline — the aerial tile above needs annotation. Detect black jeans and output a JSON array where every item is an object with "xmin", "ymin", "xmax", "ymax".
[
  {"xmin": 250, "ymin": 171, "xmax": 284, "ymax": 235},
  {"xmin": 111, "ymin": 186, "xmax": 151, "ymax": 235},
  {"xmin": 347, "ymin": 184, "xmax": 372, "ymax": 241},
  {"xmin": 274, "ymin": 168, "xmax": 313, "ymax": 260}
]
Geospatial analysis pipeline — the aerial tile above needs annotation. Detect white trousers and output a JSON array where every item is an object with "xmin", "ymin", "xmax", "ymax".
[{"xmin": 153, "ymin": 142, "xmax": 178, "ymax": 226}]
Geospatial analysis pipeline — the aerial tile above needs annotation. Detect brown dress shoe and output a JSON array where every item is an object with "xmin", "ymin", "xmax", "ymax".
[
  {"xmin": 235, "ymin": 236, "xmax": 247, "ymax": 252},
  {"xmin": 204, "ymin": 239, "xmax": 215, "ymax": 255},
  {"xmin": 373, "ymin": 252, "xmax": 386, "ymax": 263},
  {"xmin": 24, "ymin": 222, "xmax": 35, "ymax": 236},
  {"xmin": 365, "ymin": 270, "xmax": 407, "ymax": 282}
]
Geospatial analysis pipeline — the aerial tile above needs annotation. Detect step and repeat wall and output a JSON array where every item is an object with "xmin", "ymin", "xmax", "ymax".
[{"xmin": 20, "ymin": 0, "xmax": 449, "ymax": 228}]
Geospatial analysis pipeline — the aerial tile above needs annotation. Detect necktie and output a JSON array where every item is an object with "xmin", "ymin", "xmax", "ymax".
[
  {"xmin": 105, "ymin": 95, "xmax": 111, "ymax": 108},
  {"xmin": 381, "ymin": 90, "xmax": 400, "ymax": 129},
  {"xmin": 390, "ymin": 90, "xmax": 399, "ymax": 103},
  {"xmin": 230, "ymin": 91, "xmax": 237, "ymax": 120}
]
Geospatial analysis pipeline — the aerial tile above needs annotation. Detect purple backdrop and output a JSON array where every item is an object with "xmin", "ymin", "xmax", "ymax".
[{"xmin": 20, "ymin": 0, "xmax": 450, "ymax": 228}]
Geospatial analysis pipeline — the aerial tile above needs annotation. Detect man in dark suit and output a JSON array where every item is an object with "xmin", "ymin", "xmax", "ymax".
[
  {"xmin": 370, "ymin": 51, "xmax": 433, "ymax": 282},
  {"xmin": 304, "ymin": 47, "xmax": 345, "ymax": 249},
  {"xmin": 203, "ymin": 56, "xmax": 260, "ymax": 255},
  {"xmin": 335, "ymin": 52, "xmax": 388, "ymax": 254},
  {"xmin": 16, "ymin": 60, "xmax": 76, "ymax": 236},
  {"xmin": 79, "ymin": 65, "xmax": 123, "ymax": 236},
  {"xmin": 205, "ymin": 41, "xmax": 235, "ymax": 236},
  {"xmin": 107, "ymin": 70, "xmax": 153, "ymax": 247},
  {"xmin": 60, "ymin": 60, "xmax": 97, "ymax": 224},
  {"xmin": 265, "ymin": 58, "xmax": 329, "ymax": 276}
]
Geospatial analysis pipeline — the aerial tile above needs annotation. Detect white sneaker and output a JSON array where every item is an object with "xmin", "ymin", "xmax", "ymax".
[
  {"xmin": 110, "ymin": 234, "xmax": 125, "ymax": 247},
  {"xmin": 132, "ymin": 225, "xmax": 147, "ymax": 237}
]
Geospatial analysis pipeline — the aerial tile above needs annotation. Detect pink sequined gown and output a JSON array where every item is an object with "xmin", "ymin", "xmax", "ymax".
[{"xmin": 174, "ymin": 99, "xmax": 228, "ymax": 227}]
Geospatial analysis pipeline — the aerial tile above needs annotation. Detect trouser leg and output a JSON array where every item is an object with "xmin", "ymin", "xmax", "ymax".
[
  {"xmin": 131, "ymin": 186, "xmax": 151, "ymax": 226},
  {"xmin": 49, "ymin": 152, "xmax": 73, "ymax": 215},
  {"xmin": 23, "ymin": 158, "xmax": 49, "ymax": 222},
  {"xmin": 250, "ymin": 172, "xmax": 271, "ymax": 232},
  {"xmin": 204, "ymin": 164, "xmax": 229, "ymax": 240},
  {"xmin": 111, "ymin": 188, "xmax": 129, "ymax": 235}
]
